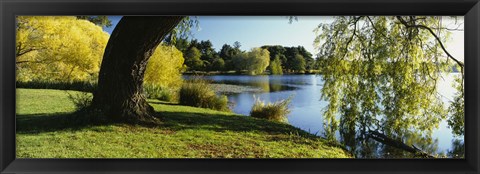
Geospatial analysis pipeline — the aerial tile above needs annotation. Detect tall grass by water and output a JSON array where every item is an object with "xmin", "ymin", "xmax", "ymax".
[
  {"xmin": 250, "ymin": 96, "xmax": 292, "ymax": 123},
  {"xmin": 179, "ymin": 78, "xmax": 230, "ymax": 112},
  {"xmin": 143, "ymin": 83, "xmax": 178, "ymax": 102}
]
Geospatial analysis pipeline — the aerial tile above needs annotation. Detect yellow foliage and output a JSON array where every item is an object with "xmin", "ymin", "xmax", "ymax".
[
  {"xmin": 16, "ymin": 16, "xmax": 109, "ymax": 82},
  {"xmin": 144, "ymin": 45, "xmax": 185, "ymax": 89}
]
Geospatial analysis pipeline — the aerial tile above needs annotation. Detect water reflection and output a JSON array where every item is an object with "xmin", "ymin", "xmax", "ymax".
[
  {"xmin": 447, "ymin": 139, "xmax": 465, "ymax": 158},
  {"xmin": 185, "ymin": 74, "xmax": 464, "ymax": 158},
  {"xmin": 186, "ymin": 75, "xmax": 299, "ymax": 93}
]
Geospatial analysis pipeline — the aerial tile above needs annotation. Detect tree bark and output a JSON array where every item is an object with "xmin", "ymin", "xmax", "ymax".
[{"xmin": 91, "ymin": 16, "xmax": 184, "ymax": 123}]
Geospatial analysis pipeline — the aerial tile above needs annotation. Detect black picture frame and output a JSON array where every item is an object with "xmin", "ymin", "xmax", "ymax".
[{"xmin": 1, "ymin": 0, "xmax": 479, "ymax": 173}]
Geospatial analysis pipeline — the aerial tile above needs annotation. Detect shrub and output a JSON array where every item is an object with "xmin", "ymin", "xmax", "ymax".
[
  {"xmin": 143, "ymin": 83, "xmax": 178, "ymax": 102},
  {"xmin": 250, "ymin": 96, "xmax": 292, "ymax": 123},
  {"xmin": 144, "ymin": 44, "xmax": 185, "ymax": 90},
  {"xmin": 232, "ymin": 48, "xmax": 270, "ymax": 75},
  {"xmin": 65, "ymin": 91, "xmax": 110, "ymax": 124},
  {"xmin": 66, "ymin": 91, "xmax": 93, "ymax": 111},
  {"xmin": 16, "ymin": 80, "xmax": 97, "ymax": 92},
  {"xmin": 16, "ymin": 16, "xmax": 109, "ymax": 82},
  {"xmin": 142, "ymin": 44, "xmax": 184, "ymax": 102},
  {"xmin": 179, "ymin": 78, "xmax": 230, "ymax": 111}
]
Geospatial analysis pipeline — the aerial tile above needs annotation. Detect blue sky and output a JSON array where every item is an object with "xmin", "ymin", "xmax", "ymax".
[
  {"xmin": 103, "ymin": 16, "xmax": 464, "ymax": 61},
  {"xmin": 104, "ymin": 16, "xmax": 332, "ymax": 55}
]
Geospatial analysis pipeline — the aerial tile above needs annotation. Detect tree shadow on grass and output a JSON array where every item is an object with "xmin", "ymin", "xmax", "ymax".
[
  {"xmin": 16, "ymin": 109, "xmax": 315, "ymax": 141},
  {"xmin": 156, "ymin": 111, "xmax": 315, "ymax": 138},
  {"xmin": 16, "ymin": 112, "xmax": 114, "ymax": 134},
  {"xmin": 155, "ymin": 111, "xmax": 339, "ymax": 148}
]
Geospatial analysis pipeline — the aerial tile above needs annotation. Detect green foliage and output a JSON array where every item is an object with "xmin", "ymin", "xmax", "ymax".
[
  {"xmin": 269, "ymin": 56, "xmax": 283, "ymax": 75},
  {"xmin": 179, "ymin": 40, "xmax": 315, "ymax": 74},
  {"xmin": 66, "ymin": 91, "xmax": 93, "ymax": 111},
  {"xmin": 261, "ymin": 45, "xmax": 314, "ymax": 73},
  {"xmin": 447, "ymin": 139, "xmax": 464, "ymax": 158},
  {"xmin": 144, "ymin": 44, "xmax": 185, "ymax": 92},
  {"xmin": 198, "ymin": 40, "xmax": 216, "ymax": 62},
  {"xmin": 166, "ymin": 16, "xmax": 200, "ymax": 44},
  {"xmin": 315, "ymin": 16, "xmax": 455, "ymax": 142},
  {"xmin": 142, "ymin": 44, "xmax": 185, "ymax": 102},
  {"xmin": 220, "ymin": 43, "xmax": 242, "ymax": 70},
  {"xmin": 184, "ymin": 47, "xmax": 205, "ymax": 71},
  {"xmin": 178, "ymin": 40, "xmax": 316, "ymax": 74},
  {"xmin": 187, "ymin": 40, "xmax": 217, "ymax": 69},
  {"xmin": 233, "ymin": 41, "xmax": 242, "ymax": 49},
  {"xmin": 172, "ymin": 38, "xmax": 191, "ymax": 53},
  {"xmin": 179, "ymin": 78, "xmax": 230, "ymax": 111},
  {"xmin": 291, "ymin": 54, "xmax": 306, "ymax": 73},
  {"xmin": 211, "ymin": 58, "xmax": 226, "ymax": 71},
  {"xmin": 448, "ymin": 76, "xmax": 464, "ymax": 136},
  {"xmin": 143, "ymin": 84, "xmax": 178, "ymax": 102},
  {"xmin": 250, "ymin": 96, "xmax": 292, "ymax": 123},
  {"xmin": 232, "ymin": 48, "xmax": 270, "ymax": 75},
  {"xmin": 16, "ymin": 16, "xmax": 109, "ymax": 82}
]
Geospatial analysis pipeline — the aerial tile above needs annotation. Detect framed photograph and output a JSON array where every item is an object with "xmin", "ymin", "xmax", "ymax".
[{"xmin": 1, "ymin": 0, "xmax": 479, "ymax": 173}]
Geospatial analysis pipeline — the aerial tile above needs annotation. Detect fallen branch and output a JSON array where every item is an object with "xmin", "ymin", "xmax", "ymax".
[{"xmin": 368, "ymin": 130, "xmax": 435, "ymax": 158}]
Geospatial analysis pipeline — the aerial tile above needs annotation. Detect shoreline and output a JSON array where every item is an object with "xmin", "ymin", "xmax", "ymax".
[{"xmin": 209, "ymin": 83, "xmax": 263, "ymax": 95}]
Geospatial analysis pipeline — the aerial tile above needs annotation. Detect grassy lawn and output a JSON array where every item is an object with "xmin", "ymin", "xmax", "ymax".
[{"xmin": 16, "ymin": 88, "xmax": 351, "ymax": 158}]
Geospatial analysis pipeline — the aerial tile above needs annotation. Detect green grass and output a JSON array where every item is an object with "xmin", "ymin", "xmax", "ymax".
[
  {"xmin": 16, "ymin": 88, "xmax": 351, "ymax": 158},
  {"xmin": 16, "ymin": 80, "xmax": 97, "ymax": 92}
]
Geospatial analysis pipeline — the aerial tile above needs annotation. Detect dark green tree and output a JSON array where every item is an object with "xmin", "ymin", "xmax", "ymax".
[
  {"xmin": 291, "ymin": 54, "xmax": 306, "ymax": 73},
  {"xmin": 172, "ymin": 38, "xmax": 190, "ymax": 53},
  {"xmin": 184, "ymin": 47, "xmax": 205, "ymax": 71},
  {"xmin": 220, "ymin": 43, "xmax": 242, "ymax": 70},
  {"xmin": 233, "ymin": 41, "xmax": 242, "ymax": 49},
  {"xmin": 198, "ymin": 40, "xmax": 216, "ymax": 63},
  {"xmin": 447, "ymin": 139, "xmax": 465, "ymax": 158},
  {"xmin": 296, "ymin": 46, "xmax": 315, "ymax": 70},
  {"xmin": 211, "ymin": 57, "xmax": 226, "ymax": 71},
  {"xmin": 448, "ymin": 76, "xmax": 464, "ymax": 136}
]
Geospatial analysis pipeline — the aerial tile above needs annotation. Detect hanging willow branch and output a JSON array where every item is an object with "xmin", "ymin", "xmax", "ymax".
[{"xmin": 396, "ymin": 16, "xmax": 464, "ymax": 77}]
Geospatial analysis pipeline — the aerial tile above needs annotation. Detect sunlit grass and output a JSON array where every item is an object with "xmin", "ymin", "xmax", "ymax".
[{"xmin": 16, "ymin": 88, "xmax": 351, "ymax": 158}]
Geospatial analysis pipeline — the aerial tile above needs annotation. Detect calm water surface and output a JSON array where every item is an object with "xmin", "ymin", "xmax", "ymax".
[{"xmin": 185, "ymin": 74, "xmax": 464, "ymax": 158}]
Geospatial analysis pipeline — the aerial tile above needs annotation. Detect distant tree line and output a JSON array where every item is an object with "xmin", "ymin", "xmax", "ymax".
[
  {"xmin": 169, "ymin": 38, "xmax": 319, "ymax": 74},
  {"xmin": 261, "ymin": 45, "xmax": 316, "ymax": 74}
]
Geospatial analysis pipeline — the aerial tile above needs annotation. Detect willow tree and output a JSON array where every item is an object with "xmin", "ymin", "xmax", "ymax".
[
  {"xmin": 232, "ymin": 48, "xmax": 270, "ymax": 75},
  {"xmin": 315, "ymin": 16, "xmax": 464, "ymax": 157},
  {"xmin": 16, "ymin": 16, "xmax": 109, "ymax": 82},
  {"xmin": 90, "ymin": 16, "xmax": 185, "ymax": 123}
]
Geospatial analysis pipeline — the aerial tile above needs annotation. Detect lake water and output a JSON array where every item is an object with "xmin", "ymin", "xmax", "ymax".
[{"xmin": 185, "ymin": 74, "xmax": 464, "ymax": 158}]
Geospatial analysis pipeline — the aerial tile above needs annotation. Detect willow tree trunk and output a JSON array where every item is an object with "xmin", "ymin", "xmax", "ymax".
[{"xmin": 91, "ymin": 16, "xmax": 184, "ymax": 123}]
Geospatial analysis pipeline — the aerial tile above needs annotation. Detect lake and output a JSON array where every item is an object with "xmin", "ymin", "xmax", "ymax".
[{"xmin": 184, "ymin": 74, "xmax": 464, "ymax": 158}]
